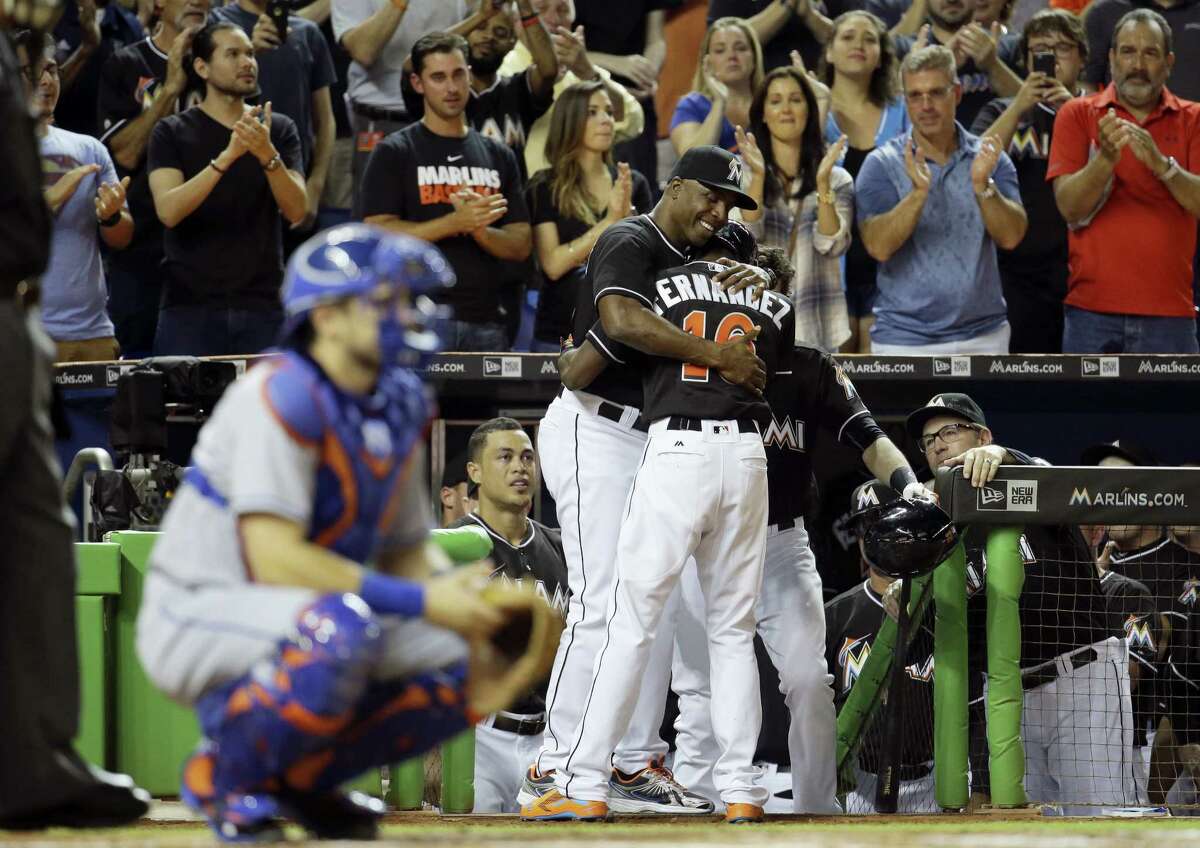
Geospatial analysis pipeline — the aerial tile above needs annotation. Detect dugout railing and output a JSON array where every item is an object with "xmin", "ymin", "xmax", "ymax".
[{"xmin": 838, "ymin": 465, "xmax": 1200, "ymax": 813}]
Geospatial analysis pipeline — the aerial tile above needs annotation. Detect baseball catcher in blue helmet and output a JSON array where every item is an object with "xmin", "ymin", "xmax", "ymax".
[{"xmin": 280, "ymin": 223, "xmax": 455, "ymax": 369}]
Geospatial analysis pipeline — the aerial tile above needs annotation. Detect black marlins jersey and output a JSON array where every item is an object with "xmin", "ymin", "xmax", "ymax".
[
  {"xmin": 450, "ymin": 513, "xmax": 569, "ymax": 715},
  {"xmin": 638, "ymin": 260, "xmax": 794, "ymax": 424},
  {"xmin": 1100, "ymin": 569, "xmax": 1161, "ymax": 738},
  {"xmin": 824, "ymin": 581, "xmax": 935, "ymax": 769},
  {"xmin": 576, "ymin": 215, "xmax": 691, "ymax": 409},
  {"xmin": 762, "ymin": 347, "xmax": 876, "ymax": 526},
  {"xmin": 1107, "ymin": 537, "xmax": 1200, "ymax": 626}
]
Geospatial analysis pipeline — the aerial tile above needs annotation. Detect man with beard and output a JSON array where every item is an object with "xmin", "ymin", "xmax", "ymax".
[
  {"xmin": 894, "ymin": 0, "xmax": 1022, "ymax": 128},
  {"xmin": 98, "ymin": 0, "xmax": 208, "ymax": 357},
  {"xmin": 147, "ymin": 21, "xmax": 307, "ymax": 355},
  {"xmin": 400, "ymin": 0, "xmax": 556, "ymax": 176},
  {"xmin": 1049, "ymin": 9, "xmax": 1200, "ymax": 354},
  {"xmin": 362, "ymin": 31, "xmax": 531, "ymax": 351}
]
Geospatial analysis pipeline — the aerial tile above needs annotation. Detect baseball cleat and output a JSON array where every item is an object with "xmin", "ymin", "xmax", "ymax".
[
  {"xmin": 725, "ymin": 803, "xmax": 765, "ymax": 823},
  {"xmin": 516, "ymin": 765, "xmax": 557, "ymax": 807},
  {"xmin": 278, "ymin": 788, "xmax": 386, "ymax": 840},
  {"xmin": 607, "ymin": 757, "xmax": 715, "ymax": 814},
  {"xmin": 180, "ymin": 748, "xmax": 285, "ymax": 843},
  {"xmin": 519, "ymin": 789, "xmax": 610, "ymax": 821}
]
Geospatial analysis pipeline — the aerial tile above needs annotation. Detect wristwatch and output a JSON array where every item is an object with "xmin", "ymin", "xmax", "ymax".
[
  {"xmin": 1158, "ymin": 155, "xmax": 1180, "ymax": 182},
  {"xmin": 974, "ymin": 178, "xmax": 997, "ymax": 200},
  {"xmin": 262, "ymin": 154, "xmax": 283, "ymax": 172}
]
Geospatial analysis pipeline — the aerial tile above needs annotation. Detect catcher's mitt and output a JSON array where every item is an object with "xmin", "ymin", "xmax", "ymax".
[{"xmin": 466, "ymin": 581, "xmax": 564, "ymax": 717}]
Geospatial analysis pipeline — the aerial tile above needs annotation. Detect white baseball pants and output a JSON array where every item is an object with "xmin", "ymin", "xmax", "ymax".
[
  {"xmin": 671, "ymin": 521, "xmax": 839, "ymax": 813},
  {"xmin": 1022, "ymin": 637, "xmax": 1138, "ymax": 813},
  {"xmin": 559, "ymin": 418, "xmax": 769, "ymax": 806},
  {"xmin": 473, "ymin": 717, "xmax": 544, "ymax": 813},
  {"xmin": 534, "ymin": 390, "xmax": 674, "ymax": 777}
]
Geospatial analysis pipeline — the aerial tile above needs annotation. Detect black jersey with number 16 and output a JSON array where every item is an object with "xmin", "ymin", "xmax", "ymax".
[{"xmin": 639, "ymin": 260, "xmax": 794, "ymax": 425}]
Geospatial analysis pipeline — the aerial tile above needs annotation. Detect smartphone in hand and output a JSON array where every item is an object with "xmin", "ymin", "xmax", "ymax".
[
  {"xmin": 266, "ymin": 0, "xmax": 289, "ymax": 43},
  {"xmin": 1031, "ymin": 51, "xmax": 1056, "ymax": 79}
]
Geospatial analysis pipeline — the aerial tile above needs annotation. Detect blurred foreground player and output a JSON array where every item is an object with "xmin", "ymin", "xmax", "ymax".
[
  {"xmin": 0, "ymin": 0, "xmax": 149, "ymax": 828},
  {"xmin": 136, "ymin": 225, "xmax": 557, "ymax": 841}
]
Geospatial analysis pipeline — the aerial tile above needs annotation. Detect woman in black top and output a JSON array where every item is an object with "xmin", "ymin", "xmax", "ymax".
[{"xmin": 526, "ymin": 79, "xmax": 651, "ymax": 350}]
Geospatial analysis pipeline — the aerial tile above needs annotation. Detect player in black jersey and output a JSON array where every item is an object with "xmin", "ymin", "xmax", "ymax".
[
  {"xmin": 1082, "ymin": 440, "xmax": 1200, "ymax": 804},
  {"xmin": 824, "ymin": 480, "xmax": 937, "ymax": 813},
  {"xmin": 449, "ymin": 418, "xmax": 569, "ymax": 813},
  {"xmin": 1098, "ymin": 561, "xmax": 1161, "ymax": 802},
  {"xmin": 523, "ymin": 146, "xmax": 771, "ymax": 821}
]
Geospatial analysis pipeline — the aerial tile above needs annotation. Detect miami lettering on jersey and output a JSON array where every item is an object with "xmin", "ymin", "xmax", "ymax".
[
  {"xmin": 490, "ymin": 571, "xmax": 570, "ymax": 619},
  {"xmin": 652, "ymin": 263, "xmax": 793, "ymax": 333},
  {"xmin": 416, "ymin": 165, "xmax": 502, "ymax": 206},
  {"xmin": 1180, "ymin": 577, "xmax": 1199, "ymax": 608},
  {"xmin": 838, "ymin": 635, "xmax": 872, "ymax": 693},
  {"xmin": 905, "ymin": 655, "xmax": 935, "ymax": 683},
  {"xmin": 1009, "ymin": 124, "xmax": 1050, "ymax": 159},
  {"xmin": 476, "ymin": 113, "xmax": 527, "ymax": 151},
  {"xmin": 762, "ymin": 415, "xmax": 805, "ymax": 452},
  {"xmin": 1124, "ymin": 615, "xmax": 1155, "ymax": 653}
]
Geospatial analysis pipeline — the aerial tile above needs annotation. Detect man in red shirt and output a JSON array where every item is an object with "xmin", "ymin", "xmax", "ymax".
[{"xmin": 1047, "ymin": 9, "xmax": 1200, "ymax": 353}]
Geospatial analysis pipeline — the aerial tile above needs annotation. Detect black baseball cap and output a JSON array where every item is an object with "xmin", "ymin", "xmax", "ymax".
[
  {"xmin": 441, "ymin": 454, "xmax": 470, "ymax": 489},
  {"xmin": 668, "ymin": 146, "xmax": 758, "ymax": 211},
  {"xmin": 906, "ymin": 393, "xmax": 988, "ymax": 442},
  {"xmin": 1080, "ymin": 439, "xmax": 1158, "ymax": 467},
  {"xmin": 849, "ymin": 479, "xmax": 900, "ymax": 523}
]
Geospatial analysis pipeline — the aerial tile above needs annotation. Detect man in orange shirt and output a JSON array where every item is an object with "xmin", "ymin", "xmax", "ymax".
[{"xmin": 1047, "ymin": 9, "xmax": 1200, "ymax": 353}]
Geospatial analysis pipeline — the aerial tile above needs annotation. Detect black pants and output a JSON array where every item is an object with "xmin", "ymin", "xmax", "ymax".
[
  {"xmin": 0, "ymin": 301, "xmax": 94, "ymax": 818},
  {"xmin": 1000, "ymin": 259, "xmax": 1068, "ymax": 354}
]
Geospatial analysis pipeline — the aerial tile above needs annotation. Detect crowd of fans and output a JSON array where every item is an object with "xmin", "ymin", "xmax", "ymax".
[{"xmin": 21, "ymin": 0, "xmax": 1200, "ymax": 360}]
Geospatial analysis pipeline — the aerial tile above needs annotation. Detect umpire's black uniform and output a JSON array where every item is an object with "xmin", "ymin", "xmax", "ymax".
[{"xmin": 0, "ymin": 25, "xmax": 145, "ymax": 826}]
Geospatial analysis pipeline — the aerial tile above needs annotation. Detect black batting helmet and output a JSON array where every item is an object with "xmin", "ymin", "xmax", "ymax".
[{"xmin": 854, "ymin": 484, "xmax": 958, "ymax": 579}]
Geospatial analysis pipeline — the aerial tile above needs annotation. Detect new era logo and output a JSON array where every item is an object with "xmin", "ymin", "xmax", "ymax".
[
  {"xmin": 483, "ymin": 356, "xmax": 523, "ymax": 378},
  {"xmin": 977, "ymin": 479, "xmax": 1038, "ymax": 512},
  {"xmin": 933, "ymin": 357, "xmax": 971, "ymax": 376},
  {"xmin": 979, "ymin": 485, "xmax": 1006, "ymax": 506},
  {"xmin": 1081, "ymin": 357, "xmax": 1119, "ymax": 377}
]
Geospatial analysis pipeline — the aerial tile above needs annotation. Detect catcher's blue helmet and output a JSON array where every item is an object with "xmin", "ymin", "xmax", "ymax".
[{"xmin": 280, "ymin": 224, "xmax": 454, "ymax": 367}]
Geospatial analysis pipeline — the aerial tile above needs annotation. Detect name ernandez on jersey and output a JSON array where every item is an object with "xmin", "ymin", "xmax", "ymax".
[{"xmin": 652, "ymin": 264, "xmax": 794, "ymax": 331}]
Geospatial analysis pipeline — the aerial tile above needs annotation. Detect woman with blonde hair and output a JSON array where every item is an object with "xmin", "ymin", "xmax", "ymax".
[
  {"xmin": 526, "ymin": 79, "xmax": 652, "ymax": 351},
  {"xmin": 736, "ymin": 65, "xmax": 853, "ymax": 353},
  {"xmin": 820, "ymin": 10, "xmax": 907, "ymax": 352},
  {"xmin": 669, "ymin": 16, "xmax": 764, "ymax": 155}
]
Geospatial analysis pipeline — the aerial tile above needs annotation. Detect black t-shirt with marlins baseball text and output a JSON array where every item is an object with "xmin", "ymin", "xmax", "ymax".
[
  {"xmin": 360, "ymin": 123, "xmax": 528, "ymax": 325},
  {"xmin": 147, "ymin": 107, "xmax": 303, "ymax": 310},
  {"xmin": 634, "ymin": 260, "xmax": 795, "ymax": 425},
  {"xmin": 574, "ymin": 215, "xmax": 692, "ymax": 410}
]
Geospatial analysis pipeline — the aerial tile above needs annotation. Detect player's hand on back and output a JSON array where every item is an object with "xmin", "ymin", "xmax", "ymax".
[
  {"xmin": 713, "ymin": 324, "xmax": 766, "ymax": 395},
  {"xmin": 713, "ymin": 257, "xmax": 772, "ymax": 299},
  {"xmin": 423, "ymin": 563, "xmax": 505, "ymax": 641}
]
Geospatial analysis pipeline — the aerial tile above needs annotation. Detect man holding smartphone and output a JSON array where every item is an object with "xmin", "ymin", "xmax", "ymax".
[{"xmin": 972, "ymin": 9, "xmax": 1086, "ymax": 354}]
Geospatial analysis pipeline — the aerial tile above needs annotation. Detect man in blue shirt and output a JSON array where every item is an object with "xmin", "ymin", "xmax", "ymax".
[{"xmin": 857, "ymin": 45, "xmax": 1027, "ymax": 354}]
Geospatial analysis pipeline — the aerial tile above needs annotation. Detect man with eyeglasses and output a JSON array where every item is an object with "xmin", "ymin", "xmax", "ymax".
[
  {"xmin": 907, "ymin": 392, "xmax": 1128, "ymax": 813},
  {"xmin": 1048, "ymin": 9, "xmax": 1200, "ymax": 354},
  {"xmin": 857, "ymin": 45, "xmax": 1027, "ymax": 354},
  {"xmin": 972, "ymin": 9, "xmax": 1086, "ymax": 354}
]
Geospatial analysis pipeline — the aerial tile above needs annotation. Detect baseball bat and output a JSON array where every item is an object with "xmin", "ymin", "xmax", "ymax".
[{"xmin": 875, "ymin": 577, "xmax": 912, "ymax": 813}]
